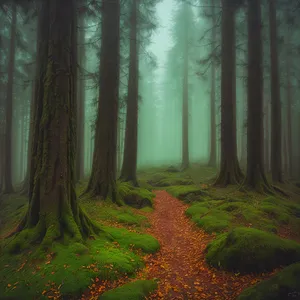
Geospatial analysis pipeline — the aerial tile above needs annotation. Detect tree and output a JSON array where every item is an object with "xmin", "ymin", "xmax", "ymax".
[
  {"xmin": 9, "ymin": 0, "xmax": 98, "ymax": 247},
  {"xmin": 207, "ymin": 0, "xmax": 217, "ymax": 167},
  {"xmin": 86, "ymin": 0, "xmax": 121, "ymax": 200},
  {"xmin": 120, "ymin": 0, "xmax": 139, "ymax": 185},
  {"xmin": 243, "ymin": 0, "xmax": 272, "ymax": 191},
  {"xmin": 269, "ymin": 0, "xmax": 283, "ymax": 183},
  {"xmin": 214, "ymin": 0, "xmax": 243, "ymax": 185},
  {"xmin": 3, "ymin": 2, "xmax": 16, "ymax": 193}
]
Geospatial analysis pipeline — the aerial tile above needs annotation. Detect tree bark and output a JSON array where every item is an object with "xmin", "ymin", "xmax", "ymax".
[
  {"xmin": 285, "ymin": 29, "xmax": 292, "ymax": 178},
  {"xmin": 269, "ymin": 0, "xmax": 283, "ymax": 183},
  {"xmin": 87, "ymin": 0, "xmax": 120, "ymax": 199},
  {"xmin": 4, "ymin": 2, "xmax": 17, "ymax": 193},
  {"xmin": 9, "ymin": 0, "xmax": 98, "ymax": 249},
  {"xmin": 214, "ymin": 0, "xmax": 243, "ymax": 186},
  {"xmin": 120, "ymin": 0, "xmax": 139, "ymax": 184},
  {"xmin": 181, "ymin": 17, "xmax": 189, "ymax": 171},
  {"xmin": 264, "ymin": 99, "xmax": 270, "ymax": 172},
  {"xmin": 76, "ymin": 13, "xmax": 86, "ymax": 182},
  {"xmin": 243, "ymin": 0, "xmax": 271, "ymax": 191}
]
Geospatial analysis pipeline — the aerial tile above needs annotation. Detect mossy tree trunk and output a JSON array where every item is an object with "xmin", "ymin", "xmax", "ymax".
[
  {"xmin": 269, "ymin": 0, "xmax": 283, "ymax": 183},
  {"xmin": 181, "ymin": 4, "xmax": 190, "ymax": 171},
  {"xmin": 10, "ymin": 0, "xmax": 98, "ymax": 248},
  {"xmin": 120, "ymin": 0, "xmax": 139, "ymax": 185},
  {"xmin": 87, "ymin": 0, "xmax": 120, "ymax": 200},
  {"xmin": 243, "ymin": 0, "xmax": 272, "ymax": 192},
  {"xmin": 214, "ymin": 0, "xmax": 243, "ymax": 186},
  {"xmin": 4, "ymin": 2, "xmax": 16, "ymax": 194},
  {"xmin": 76, "ymin": 13, "xmax": 86, "ymax": 182}
]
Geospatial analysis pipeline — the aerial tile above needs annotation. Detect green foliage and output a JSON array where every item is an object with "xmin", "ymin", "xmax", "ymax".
[
  {"xmin": 205, "ymin": 227, "xmax": 300, "ymax": 274},
  {"xmin": 166, "ymin": 185, "xmax": 209, "ymax": 202},
  {"xmin": 99, "ymin": 280, "xmax": 158, "ymax": 300},
  {"xmin": 237, "ymin": 263, "xmax": 300, "ymax": 300}
]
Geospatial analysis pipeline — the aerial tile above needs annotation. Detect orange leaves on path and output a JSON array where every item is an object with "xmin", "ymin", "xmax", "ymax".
[{"xmin": 143, "ymin": 190, "xmax": 274, "ymax": 300}]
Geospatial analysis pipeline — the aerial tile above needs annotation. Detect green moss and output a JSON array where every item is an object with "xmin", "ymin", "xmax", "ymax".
[
  {"xmin": 0, "ymin": 222, "xmax": 160, "ymax": 299},
  {"xmin": 99, "ymin": 280, "xmax": 158, "ymax": 300},
  {"xmin": 166, "ymin": 185, "xmax": 209, "ymax": 202},
  {"xmin": 104, "ymin": 227, "xmax": 160, "ymax": 254},
  {"xmin": 206, "ymin": 227, "xmax": 300, "ymax": 274},
  {"xmin": 237, "ymin": 263, "xmax": 300, "ymax": 300}
]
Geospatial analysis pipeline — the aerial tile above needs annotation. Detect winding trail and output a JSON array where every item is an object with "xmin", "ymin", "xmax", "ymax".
[
  {"xmin": 143, "ymin": 190, "xmax": 274, "ymax": 300},
  {"xmin": 82, "ymin": 190, "xmax": 275, "ymax": 299}
]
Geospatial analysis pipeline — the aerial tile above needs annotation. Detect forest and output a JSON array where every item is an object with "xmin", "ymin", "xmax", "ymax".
[{"xmin": 0, "ymin": 0, "xmax": 300, "ymax": 299}]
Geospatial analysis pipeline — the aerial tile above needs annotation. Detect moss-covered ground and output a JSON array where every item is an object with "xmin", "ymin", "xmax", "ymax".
[{"xmin": 0, "ymin": 181, "xmax": 159, "ymax": 299}]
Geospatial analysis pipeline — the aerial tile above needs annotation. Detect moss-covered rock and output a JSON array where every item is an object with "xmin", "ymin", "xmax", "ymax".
[
  {"xmin": 118, "ymin": 182, "xmax": 154, "ymax": 209},
  {"xmin": 99, "ymin": 280, "xmax": 158, "ymax": 300},
  {"xmin": 237, "ymin": 263, "xmax": 300, "ymax": 300},
  {"xmin": 166, "ymin": 185, "xmax": 209, "ymax": 202},
  {"xmin": 205, "ymin": 227, "xmax": 300, "ymax": 274}
]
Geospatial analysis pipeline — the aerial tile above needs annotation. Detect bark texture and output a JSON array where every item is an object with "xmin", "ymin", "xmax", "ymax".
[
  {"xmin": 244, "ymin": 0, "xmax": 272, "ymax": 192},
  {"xmin": 214, "ymin": 0, "xmax": 243, "ymax": 186},
  {"xmin": 4, "ymin": 2, "xmax": 16, "ymax": 193},
  {"xmin": 9, "ymin": 0, "xmax": 98, "ymax": 250},
  {"xmin": 120, "ymin": 0, "xmax": 139, "ymax": 184},
  {"xmin": 87, "ymin": 0, "xmax": 120, "ymax": 199},
  {"xmin": 269, "ymin": 0, "xmax": 283, "ymax": 183}
]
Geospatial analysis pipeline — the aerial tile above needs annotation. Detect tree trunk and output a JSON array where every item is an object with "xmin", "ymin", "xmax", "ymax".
[
  {"xmin": 244, "ymin": 0, "xmax": 271, "ymax": 191},
  {"xmin": 4, "ymin": 2, "xmax": 17, "ymax": 193},
  {"xmin": 76, "ymin": 14, "xmax": 86, "ymax": 182},
  {"xmin": 120, "ymin": 0, "xmax": 139, "ymax": 184},
  {"xmin": 9, "ymin": 0, "xmax": 98, "ymax": 249},
  {"xmin": 214, "ymin": 0, "xmax": 243, "ymax": 186},
  {"xmin": 285, "ymin": 29, "xmax": 292, "ymax": 178},
  {"xmin": 264, "ymin": 99, "xmax": 270, "ymax": 172},
  {"xmin": 87, "ymin": 0, "xmax": 120, "ymax": 199},
  {"xmin": 269, "ymin": 0, "xmax": 283, "ymax": 183}
]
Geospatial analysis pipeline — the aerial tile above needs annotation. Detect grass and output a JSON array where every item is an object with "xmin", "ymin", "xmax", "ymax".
[
  {"xmin": 99, "ymin": 280, "xmax": 158, "ymax": 300},
  {"xmin": 205, "ymin": 227, "xmax": 300, "ymax": 274}
]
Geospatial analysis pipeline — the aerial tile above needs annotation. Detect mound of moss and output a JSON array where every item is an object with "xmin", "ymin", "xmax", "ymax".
[
  {"xmin": 237, "ymin": 263, "xmax": 300, "ymax": 300},
  {"xmin": 0, "ymin": 226, "xmax": 160, "ymax": 299},
  {"xmin": 99, "ymin": 280, "xmax": 157, "ymax": 300},
  {"xmin": 118, "ymin": 182, "xmax": 154, "ymax": 209},
  {"xmin": 205, "ymin": 227, "xmax": 300, "ymax": 274},
  {"xmin": 166, "ymin": 185, "xmax": 209, "ymax": 202}
]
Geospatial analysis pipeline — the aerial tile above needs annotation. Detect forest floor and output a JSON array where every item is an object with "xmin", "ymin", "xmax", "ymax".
[{"xmin": 1, "ymin": 165, "xmax": 300, "ymax": 299}]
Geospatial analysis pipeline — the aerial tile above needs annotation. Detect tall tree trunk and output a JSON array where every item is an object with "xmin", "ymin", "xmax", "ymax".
[
  {"xmin": 244, "ymin": 0, "xmax": 271, "ymax": 191},
  {"xmin": 264, "ymin": 99, "xmax": 270, "ymax": 173},
  {"xmin": 285, "ymin": 29, "xmax": 292, "ymax": 178},
  {"xmin": 10, "ymin": 0, "xmax": 98, "ymax": 247},
  {"xmin": 208, "ymin": 0, "xmax": 217, "ymax": 167},
  {"xmin": 181, "ymin": 21, "xmax": 189, "ymax": 170},
  {"xmin": 76, "ymin": 14, "xmax": 86, "ymax": 182},
  {"xmin": 120, "ymin": 0, "xmax": 139, "ymax": 184},
  {"xmin": 19, "ymin": 108, "xmax": 24, "ymax": 181},
  {"xmin": 269, "ymin": 0, "xmax": 283, "ymax": 183},
  {"xmin": 4, "ymin": 2, "xmax": 17, "ymax": 193},
  {"xmin": 87, "ymin": 0, "xmax": 120, "ymax": 199},
  {"xmin": 214, "ymin": 0, "xmax": 243, "ymax": 186}
]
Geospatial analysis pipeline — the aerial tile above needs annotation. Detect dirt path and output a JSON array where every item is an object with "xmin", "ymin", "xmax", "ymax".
[
  {"xmin": 143, "ymin": 190, "xmax": 273, "ymax": 300},
  {"xmin": 81, "ymin": 190, "xmax": 275, "ymax": 299}
]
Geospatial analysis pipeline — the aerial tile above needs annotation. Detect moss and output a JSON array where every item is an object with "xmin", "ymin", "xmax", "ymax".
[
  {"xmin": 237, "ymin": 263, "xmax": 300, "ymax": 300},
  {"xmin": 99, "ymin": 280, "xmax": 158, "ymax": 300},
  {"xmin": 117, "ymin": 182, "xmax": 154, "ymax": 209},
  {"xmin": 166, "ymin": 185, "xmax": 209, "ymax": 203},
  {"xmin": 205, "ymin": 227, "xmax": 300, "ymax": 274},
  {"xmin": 0, "ymin": 223, "xmax": 160, "ymax": 299},
  {"xmin": 104, "ymin": 227, "xmax": 160, "ymax": 254}
]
